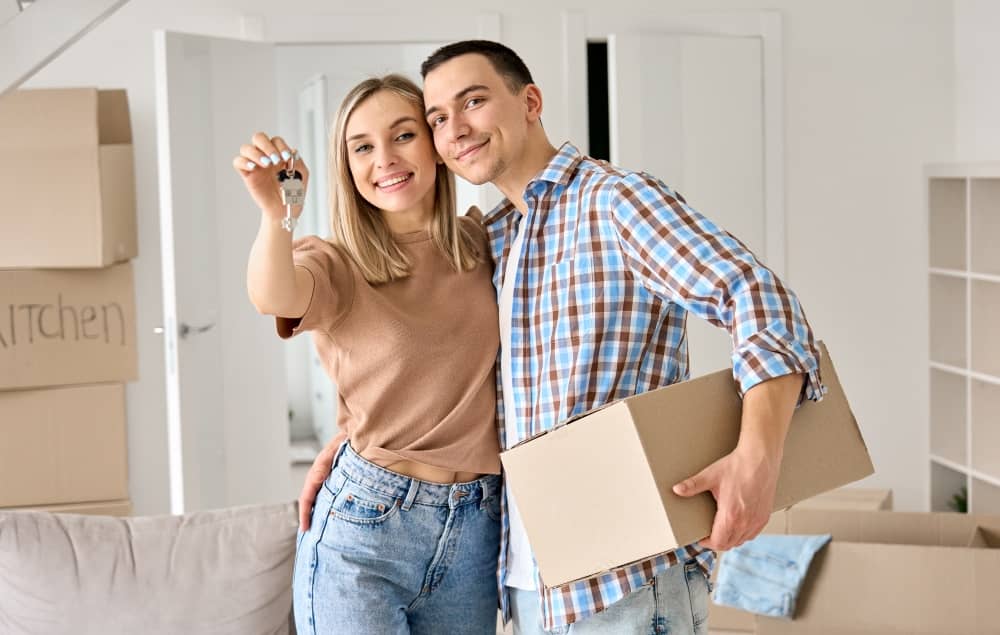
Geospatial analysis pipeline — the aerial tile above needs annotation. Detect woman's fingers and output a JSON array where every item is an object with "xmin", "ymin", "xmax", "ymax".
[
  {"xmin": 232, "ymin": 154, "xmax": 256, "ymax": 175},
  {"xmin": 240, "ymin": 143, "xmax": 274, "ymax": 169},
  {"xmin": 252, "ymin": 131, "xmax": 281, "ymax": 166},
  {"xmin": 270, "ymin": 136, "xmax": 294, "ymax": 164}
]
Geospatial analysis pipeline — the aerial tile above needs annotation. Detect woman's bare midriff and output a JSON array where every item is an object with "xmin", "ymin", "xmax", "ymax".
[{"xmin": 382, "ymin": 459, "xmax": 484, "ymax": 484}]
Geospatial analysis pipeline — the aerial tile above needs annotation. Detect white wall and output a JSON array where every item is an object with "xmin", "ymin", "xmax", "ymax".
[
  {"xmin": 955, "ymin": 0, "xmax": 1000, "ymax": 161},
  {"xmin": 24, "ymin": 0, "xmax": 956, "ymax": 514}
]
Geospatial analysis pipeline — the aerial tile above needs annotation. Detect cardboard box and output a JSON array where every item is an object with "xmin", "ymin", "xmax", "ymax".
[
  {"xmin": 0, "ymin": 262, "xmax": 138, "ymax": 390},
  {"xmin": 792, "ymin": 486, "xmax": 892, "ymax": 512},
  {"xmin": 0, "ymin": 88, "xmax": 138, "ymax": 269},
  {"xmin": 708, "ymin": 487, "xmax": 893, "ymax": 633},
  {"xmin": 756, "ymin": 509, "xmax": 1000, "ymax": 634},
  {"xmin": 0, "ymin": 383, "xmax": 129, "ymax": 507},
  {"xmin": 4, "ymin": 499, "xmax": 133, "ymax": 516},
  {"xmin": 500, "ymin": 343, "xmax": 873, "ymax": 588}
]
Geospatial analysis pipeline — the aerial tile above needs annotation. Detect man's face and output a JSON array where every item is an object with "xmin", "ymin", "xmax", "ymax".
[{"xmin": 422, "ymin": 54, "xmax": 529, "ymax": 186}]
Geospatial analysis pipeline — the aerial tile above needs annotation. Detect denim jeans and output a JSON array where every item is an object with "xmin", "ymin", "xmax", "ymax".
[
  {"xmin": 293, "ymin": 443, "xmax": 502, "ymax": 634},
  {"xmin": 712, "ymin": 533, "xmax": 831, "ymax": 618},
  {"xmin": 510, "ymin": 560, "xmax": 709, "ymax": 635}
]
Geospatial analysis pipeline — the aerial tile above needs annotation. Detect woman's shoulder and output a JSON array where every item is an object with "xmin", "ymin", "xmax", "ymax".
[{"xmin": 291, "ymin": 235, "xmax": 357, "ymax": 272}]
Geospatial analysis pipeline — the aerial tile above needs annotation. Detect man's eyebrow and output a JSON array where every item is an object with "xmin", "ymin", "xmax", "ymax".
[
  {"xmin": 346, "ymin": 116, "xmax": 417, "ymax": 142},
  {"xmin": 424, "ymin": 84, "xmax": 491, "ymax": 118}
]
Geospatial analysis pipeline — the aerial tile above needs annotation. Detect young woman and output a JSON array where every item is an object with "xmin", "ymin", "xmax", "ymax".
[{"xmin": 233, "ymin": 75, "xmax": 501, "ymax": 635}]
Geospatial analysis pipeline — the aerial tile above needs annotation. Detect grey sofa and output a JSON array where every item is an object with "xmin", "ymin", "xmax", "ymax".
[{"xmin": 0, "ymin": 502, "xmax": 298, "ymax": 635}]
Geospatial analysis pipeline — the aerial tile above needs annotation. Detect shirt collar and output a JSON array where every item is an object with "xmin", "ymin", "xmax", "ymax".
[{"xmin": 483, "ymin": 142, "xmax": 584, "ymax": 226}]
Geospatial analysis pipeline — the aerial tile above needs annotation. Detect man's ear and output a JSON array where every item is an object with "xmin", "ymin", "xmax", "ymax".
[{"xmin": 523, "ymin": 84, "xmax": 543, "ymax": 123}]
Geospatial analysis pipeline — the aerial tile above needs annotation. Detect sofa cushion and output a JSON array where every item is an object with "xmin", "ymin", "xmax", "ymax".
[{"xmin": 0, "ymin": 502, "xmax": 297, "ymax": 635}]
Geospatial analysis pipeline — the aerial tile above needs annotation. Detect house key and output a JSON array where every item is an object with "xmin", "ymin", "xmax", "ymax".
[{"xmin": 277, "ymin": 151, "xmax": 304, "ymax": 232}]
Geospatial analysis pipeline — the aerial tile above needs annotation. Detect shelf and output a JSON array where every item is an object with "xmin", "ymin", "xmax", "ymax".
[
  {"xmin": 928, "ymin": 362, "xmax": 1000, "ymax": 386},
  {"xmin": 930, "ymin": 461, "xmax": 968, "ymax": 513},
  {"xmin": 929, "ymin": 274, "xmax": 967, "ymax": 368},
  {"xmin": 930, "ymin": 369, "xmax": 966, "ymax": 465},
  {"xmin": 926, "ymin": 162, "xmax": 1000, "ymax": 179},
  {"xmin": 928, "ymin": 178, "xmax": 966, "ymax": 270},
  {"xmin": 971, "ymin": 477, "xmax": 1000, "ymax": 515},
  {"xmin": 971, "ymin": 378, "xmax": 1000, "ymax": 482},
  {"xmin": 970, "ymin": 178, "xmax": 1000, "ymax": 276},
  {"xmin": 971, "ymin": 280, "xmax": 1000, "ymax": 377},
  {"xmin": 928, "ymin": 268, "xmax": 1000, "ymax": 284}
]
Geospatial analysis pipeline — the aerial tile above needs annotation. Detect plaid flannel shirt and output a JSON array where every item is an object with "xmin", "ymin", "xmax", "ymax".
[{"xmin": 488, "ymin": 143, "xmax": 824, "ymax": 630}]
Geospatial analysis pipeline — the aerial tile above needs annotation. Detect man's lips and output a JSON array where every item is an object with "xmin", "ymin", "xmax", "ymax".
[{"xmin": 455, "ymin": 140, "xmax": 488, "ymax": 161}]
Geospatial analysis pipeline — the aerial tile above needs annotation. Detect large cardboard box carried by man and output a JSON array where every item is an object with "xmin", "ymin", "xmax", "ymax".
[{"xmin": 500, "ymin": 342, "xmax": 874, "ymax": 588}]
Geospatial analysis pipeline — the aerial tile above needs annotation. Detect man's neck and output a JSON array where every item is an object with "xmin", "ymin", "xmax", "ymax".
[{"xmin": 494, "ymin": 136, "xmax": 559, "ymax": 214}]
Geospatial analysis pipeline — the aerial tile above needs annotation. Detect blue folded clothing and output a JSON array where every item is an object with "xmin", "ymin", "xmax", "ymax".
[{"xmin": 712, "ymin": 533, "xmax": 832, "ymax": 618}]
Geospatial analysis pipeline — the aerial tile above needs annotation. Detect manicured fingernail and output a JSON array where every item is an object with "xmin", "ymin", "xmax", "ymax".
[
  {"xmin": 281, "ymin": 150, "xmax": 291, "ymax": 161},
  {"xmin": 259, "ymin": 156, "xmax": 271, "ymax": 166},
  {"xmin": 270, "ymin": 153, "xmax": 280, "ymax": 164},
  {"xmin": 245, "ymin": 161, "xmax": 256, "ymax": 170}
]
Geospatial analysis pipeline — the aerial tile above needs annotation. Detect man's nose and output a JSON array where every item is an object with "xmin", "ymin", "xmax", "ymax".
[{"xmin": 446, "ymin": 113, "xmax": 470, "ymax": 143}]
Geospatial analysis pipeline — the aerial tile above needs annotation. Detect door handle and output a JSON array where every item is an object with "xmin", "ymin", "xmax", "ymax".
[{"xmin": 178, "ymin": 322, "xmax": 215, "ymax": 339}]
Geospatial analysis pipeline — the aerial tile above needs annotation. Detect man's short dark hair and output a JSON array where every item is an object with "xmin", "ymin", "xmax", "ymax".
[{"xmin": 420, "ymin": 40, "xmax": 534, "ymax": 94}]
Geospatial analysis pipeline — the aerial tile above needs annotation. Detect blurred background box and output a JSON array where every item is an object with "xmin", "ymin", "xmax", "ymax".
[
  {"xmin": 0, "ymin": 88, "xmax": 137, "ymax": 269},
  {"xmin": 0, "ymin": 262, "xmax": 138, "ymax": 390},
  {"xmin": 0, "ymin": 383, "xmax": 129, "ymax": 508}
]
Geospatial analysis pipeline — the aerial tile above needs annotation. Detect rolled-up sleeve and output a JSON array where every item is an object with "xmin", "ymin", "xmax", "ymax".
[{"xmin": 610, "ymin": 172, "xmax": 825, "ymax": 402}]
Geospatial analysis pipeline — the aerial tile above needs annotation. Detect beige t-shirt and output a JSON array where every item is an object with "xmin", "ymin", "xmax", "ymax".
[{"xmin": 276, "ymin": 215, "xmax": 501, "ymax": 475}]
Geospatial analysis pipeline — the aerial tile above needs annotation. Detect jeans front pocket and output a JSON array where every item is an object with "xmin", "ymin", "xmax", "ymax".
[{"xmin": 328, "ymin": 480, "xmax": 400, "ymax": 527}]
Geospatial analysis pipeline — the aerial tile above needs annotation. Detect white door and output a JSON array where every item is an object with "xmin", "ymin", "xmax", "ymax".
[
  {"xmin": 609, "ymin": 32, "xmax": 765, "ymax": 378},
  {"xmin": 154, "ymin": 31, "xmax": 291, "ymax": 513},
  {"xmin": 154, "ymin": 28, "xmax": 500, "ymax": 513}
]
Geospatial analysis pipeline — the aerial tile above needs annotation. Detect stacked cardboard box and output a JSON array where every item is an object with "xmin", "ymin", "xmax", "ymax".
[{"xmin": 0, "ymin": 88, "xmax": 138, "ymax": 517}]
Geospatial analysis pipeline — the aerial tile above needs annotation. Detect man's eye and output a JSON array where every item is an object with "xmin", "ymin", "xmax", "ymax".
[
  {"xmin": 466, "ymin": 98, "xmax": 483, "ymax": 108},
  {"xmin": 431, "ymin": 116, "xmax": 446, "ymax": 127}
]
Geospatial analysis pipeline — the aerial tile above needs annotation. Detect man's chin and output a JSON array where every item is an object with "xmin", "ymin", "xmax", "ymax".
[{"xmin": 448, "ymin": 165, "xmax": 490, "ymax": 186}]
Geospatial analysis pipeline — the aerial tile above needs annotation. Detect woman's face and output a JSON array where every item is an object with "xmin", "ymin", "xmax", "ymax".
[{"xmin": 344, "ymin": 90, "xmax": 439, "ymax": 223}]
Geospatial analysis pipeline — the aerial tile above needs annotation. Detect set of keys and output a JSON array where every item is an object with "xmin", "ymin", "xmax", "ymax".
[{"xmin": 277, "ymin": 151, "xmax": 305, "ymax": 232}]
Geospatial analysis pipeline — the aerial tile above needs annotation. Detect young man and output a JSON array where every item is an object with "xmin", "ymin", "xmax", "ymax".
[{"xmin": 419, "ymin": 41, "xmax": 824, "ymax": 634}]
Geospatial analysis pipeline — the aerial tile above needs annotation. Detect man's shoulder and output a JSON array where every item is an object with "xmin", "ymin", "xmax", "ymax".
[{"xmin": 573, "ymin": 155, "xmax": 667, "ymax": 195}]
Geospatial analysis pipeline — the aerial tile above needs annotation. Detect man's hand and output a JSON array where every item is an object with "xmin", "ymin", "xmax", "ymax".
[
  {"xmin": 298, "ymin": 439, "xmax": 340, "ymax": 532},
  {"xmin": 672, "ymin": 372, "xmax": 804, "ymax": 551},
  {"xmin": 672, "ymin": 445, "xmax": 780, "ymax": 551}
]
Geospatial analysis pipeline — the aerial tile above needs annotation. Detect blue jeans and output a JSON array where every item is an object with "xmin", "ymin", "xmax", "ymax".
[
  {"xmin": 510, "ymin": 561, "xmax": 709, "ymax": 634},
  {"xmin": 293, "ymin": 443, "xmax": 502, "ymax": 634}
]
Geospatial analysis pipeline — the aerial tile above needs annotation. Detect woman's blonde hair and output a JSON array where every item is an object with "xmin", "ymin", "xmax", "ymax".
[{"xmin": 327, "ymin": 74, "xmax": 482, "ymax": 284}]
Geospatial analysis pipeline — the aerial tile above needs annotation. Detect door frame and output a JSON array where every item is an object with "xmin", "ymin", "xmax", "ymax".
[{"xmin": 563, "ymin": 11, "xmax": 786, "ymax": 278}]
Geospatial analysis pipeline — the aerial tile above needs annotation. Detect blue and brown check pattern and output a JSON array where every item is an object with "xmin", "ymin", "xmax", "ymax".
[{"xmin": 486, "ymin": 143, "xmax": 824, "ymax": 630}]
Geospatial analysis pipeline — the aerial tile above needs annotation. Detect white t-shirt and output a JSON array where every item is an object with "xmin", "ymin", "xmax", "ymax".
[{"xmin": 498, "ymin": 215, "xmax": 536, "ymax": 591}]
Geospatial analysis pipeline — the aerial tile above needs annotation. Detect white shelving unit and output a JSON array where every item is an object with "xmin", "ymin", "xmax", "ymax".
[{"xmin": 927, "ymin": 163, "xmax": 1000, "ymax": 514}]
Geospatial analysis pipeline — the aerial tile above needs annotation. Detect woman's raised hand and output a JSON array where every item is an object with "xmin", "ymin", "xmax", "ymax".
[{"xmin": 233, "ymin": 132, "xmax": 310, "ymax": 222}]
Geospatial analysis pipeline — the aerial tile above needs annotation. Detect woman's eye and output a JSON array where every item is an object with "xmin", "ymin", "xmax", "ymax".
[
  {"xmin": 396, "ymin": 132, "xmax": 415, "ymax": 142},
  {"xmin": 353, "ymin": 143, "xmax": 372, "ymax": 153}
]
